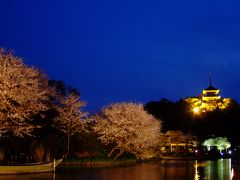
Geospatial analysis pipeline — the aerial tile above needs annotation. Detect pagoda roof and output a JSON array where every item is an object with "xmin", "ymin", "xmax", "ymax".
[{"xmin": 204, "ymin": 85, "xmax": 219, "ymax": 91}]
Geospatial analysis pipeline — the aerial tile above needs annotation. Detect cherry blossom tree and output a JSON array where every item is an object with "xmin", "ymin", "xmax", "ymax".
[
  {"xmin": 0, "ymin": 49, "xmax": 49, "ymax": 137},
  {"xmin": 162, "ymin": 131, "xmax": 198, "ymax": 152},
  {"xmin": 93, "ymin": 102, "xmax": 162, "ymax": 160},
  {"xmin": 165, "ymin": 131, "xmax": 187, "ymax": 144},
  {"xmin": 53, "ymin": 92, "xmax": 88, "ymax": 153}
]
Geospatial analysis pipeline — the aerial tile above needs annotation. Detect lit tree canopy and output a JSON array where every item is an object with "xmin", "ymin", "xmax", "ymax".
[
  {"xmin": 202, "ymin": 137, "xmax": 231, "ymax": 152},
  {"xmin": 93, "ymin": 102, "xmax": 162, "ymax": 160},
  {"xmin": 160, "ymin": 131, "xmax": 198, "ymax": 152},
  {"xmin": 53, "ymin": 92, "xmax": 88, "ymax": 152},
  {"xmin": 185, "ymin": 97, "xmax": 233, "ymax": 112},
  {"xmin": 165, "ymin": 131, "xmax": 187, "ymax": 144},
  {"xmin": 202, "ymin": 138, "xmax": 215, "ymax": 151},
  {"xmin": 0, "ymin": 49, "xmax": 50, "ymax": 137},
  {"xmin": 214, "ymin": 137, "xmax": 231, "ymax": 152}
]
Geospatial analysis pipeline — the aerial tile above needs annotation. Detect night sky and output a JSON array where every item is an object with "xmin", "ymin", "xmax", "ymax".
[{"xmin": 1, "ymin": 0, "xmax": 240, "ymax": 111}]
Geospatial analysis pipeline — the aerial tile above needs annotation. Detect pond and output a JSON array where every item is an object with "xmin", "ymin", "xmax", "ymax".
[{"xmin": 0, "ymin": 158, "xmax": 238, "ymax": 180}]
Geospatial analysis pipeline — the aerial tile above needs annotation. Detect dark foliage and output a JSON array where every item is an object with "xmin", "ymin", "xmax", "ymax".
[{"xmin": 145, "ymin": 98, "xmax": 240, "ymax": 146}]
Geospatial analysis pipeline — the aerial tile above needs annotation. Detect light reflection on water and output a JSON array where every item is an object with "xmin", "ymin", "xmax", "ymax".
[
  {"xmin": 0, "ymin": 159, "xmax": 238, "ymax": 180},
  {"xmin": 194, "ymin": 159, "xmax": 233, "ymax": 180}
]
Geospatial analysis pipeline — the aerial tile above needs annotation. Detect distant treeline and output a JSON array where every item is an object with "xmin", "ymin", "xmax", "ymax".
[{"xmin": 145, "ymin": 98, "xmax": 240, "ymax": 145}]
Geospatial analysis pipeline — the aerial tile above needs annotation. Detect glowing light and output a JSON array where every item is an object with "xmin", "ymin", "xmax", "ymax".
[
  {"xmin": 185, "ymin": 80, "xmax": 232, "ymax": 112},
  {"xmin": 229, "ymin": 150, "xmax": 232, "ymax": 154},
  {"xmin": 193, "ymin": 107, "xmax": 200, "ymax": 113},
  {"xmin": 231, "ymin": 168, "xmax": 234, "ymax": 179}
]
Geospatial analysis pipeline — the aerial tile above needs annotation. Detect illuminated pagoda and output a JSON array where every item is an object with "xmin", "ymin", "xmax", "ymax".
[
  {"xmin": 202, "ymin": 74, "xmax": 221, "ymax": 102},
  {"xmin": 185, "ymin": 74, "xmax": 231, "ymax": 112}
]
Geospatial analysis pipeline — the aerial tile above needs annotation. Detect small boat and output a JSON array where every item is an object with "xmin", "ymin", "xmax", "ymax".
[{"xmin": 0, "ymin": 159, "xmax": 63, "ymax": 174}]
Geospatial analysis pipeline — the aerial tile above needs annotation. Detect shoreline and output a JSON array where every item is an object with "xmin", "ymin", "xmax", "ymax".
[
  {"xmin": 161, "ymin": 156, "xmax": 195, "ymax": 160},
  {"xmin": 58, "ymin": 156, "xmax": 234, "ymax": 168},
  {"xmin": 59, "ymin": 159, "xmax": 137, "ymax": 168}
]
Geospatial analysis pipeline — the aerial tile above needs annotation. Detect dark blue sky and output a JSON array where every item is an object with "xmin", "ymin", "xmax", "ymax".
[{"xmin": 1, "ymin": 0, "xmax": 240, "ymax": 111}]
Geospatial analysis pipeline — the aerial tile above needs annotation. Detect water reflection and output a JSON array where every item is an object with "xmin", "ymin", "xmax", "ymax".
[
  {"xmin": 56, "ymin": 159, "xmax": 235, "ymax": 180},
  {"xmin": 194, "ymin": 159, "xmax": 232, "ymax": 180},
  {"xmin": 0, "ymin": 173, "xmax": 54, "ymax": 180},
  {"xmin": 57, "ymin": 160, "xmax": 196, "ymax": 180},
  {"xmin": 0, "ymin": 159, "xmax": 238, "ymax": 180}
]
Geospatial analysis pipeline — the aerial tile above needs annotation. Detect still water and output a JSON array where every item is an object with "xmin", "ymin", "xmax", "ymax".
[{"xmin": 0, "ymin": 159, "xmax": 238, "ymax": 180}]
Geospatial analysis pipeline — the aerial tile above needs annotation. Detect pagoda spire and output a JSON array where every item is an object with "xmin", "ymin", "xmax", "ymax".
[{"xmin": 209, "ymin": 72, "xmax": 212, "ymax": 86}]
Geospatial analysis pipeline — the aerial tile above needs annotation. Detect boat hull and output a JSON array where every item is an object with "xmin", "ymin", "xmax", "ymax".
[{"xmin": 0, "ymin": 159, "xmax": 63, "ymax": 174}]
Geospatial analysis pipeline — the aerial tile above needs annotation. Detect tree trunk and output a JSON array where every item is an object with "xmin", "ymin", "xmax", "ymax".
[
  {"xmin": 0, "ymin": 148, "xmax": 4, "ymax": 161},
  {"xmin": 113, "ymin": 149, "xmax": 125, "ymax": 160},
  {"xmin": 67, "ymin": 129, "xmax": 70, "ymax": 154},
  {"xmin": 34, "ymin": 144, "xmax": 44, "ymax": 162},
  {"xmin": 133, "ymin": 152, "xmax": 140, "ymax": 160},
  {"xmin": 44, "ymin": 150, "xmax": 51, "ymax": 162},
  {"xmin": 108, "ymin": 147, "xmax": 117, "ymax": 158}
]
